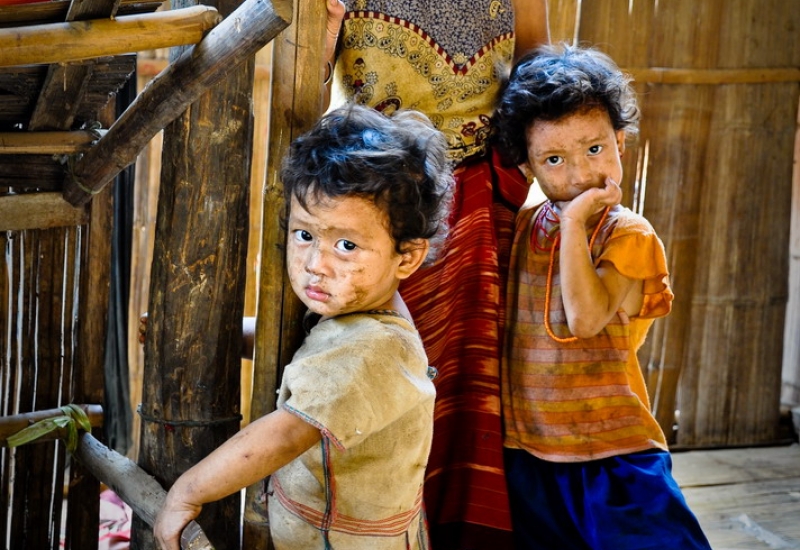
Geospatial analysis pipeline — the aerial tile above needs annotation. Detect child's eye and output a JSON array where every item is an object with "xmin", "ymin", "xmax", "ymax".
[
  {"xmin": 293, "ymin": 229, "xmax": 313, "ymax": 242},
  {"xmin": 545, "ymin": 155, "xmax": 562, "ymax": 166},
  {"xmin": 335, "ymin": 239, "xmax": 357, "ymax": 252},
  {"xmin": 588, "ymin": 144, "xmax": 603, "ymax": 155}
]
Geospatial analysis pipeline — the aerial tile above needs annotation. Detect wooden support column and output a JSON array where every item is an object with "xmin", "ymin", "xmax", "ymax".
[
  {"xmin": 62, "ymin": 0, "xmax": 293, "ymax": 206},
  {"xmin": 132, "ymin": 0, "xmax": 274, "ymax": 547},
  {"xmin": 243, "ymin": 0, "xmax": 327, "ymax": 547}
]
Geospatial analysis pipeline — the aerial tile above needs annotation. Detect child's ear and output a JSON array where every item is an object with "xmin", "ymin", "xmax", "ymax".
[
  {"xmin": 616, "ymin": 130, "xmax": 626, "ymax": 156},
  {"xmin": 397, "ymin": 239, "xmax": 430, "ymax": 279},
  {"xmin": 517, "ymin": 162, "xmax": 534, "ymax": 184}
]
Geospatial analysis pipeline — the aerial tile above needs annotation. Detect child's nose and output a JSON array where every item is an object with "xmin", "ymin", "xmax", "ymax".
[
  {"xmin": 569, "ymin": 158, "xmax": 594, "ymax": 185},
  {"xmin": 305, "ymin": 245, "xmax": 329, "ymax": 275}
]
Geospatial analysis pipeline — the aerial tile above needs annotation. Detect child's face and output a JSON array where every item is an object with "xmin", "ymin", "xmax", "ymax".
[
  {"xmin": 286, "ymin": 194, "xmax": 416, "ymax": 319},
  {"xmin": 520, "ymin": 107, "xmax": 626, "ymax": 203}
]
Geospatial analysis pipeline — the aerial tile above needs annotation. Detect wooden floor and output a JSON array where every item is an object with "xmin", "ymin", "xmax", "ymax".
[{"xmin": 672, "ymin": 443, "xmax": 800, "ymax": 549}]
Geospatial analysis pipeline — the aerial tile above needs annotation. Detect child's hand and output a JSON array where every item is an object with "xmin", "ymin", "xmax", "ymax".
[
  {"xmin": 557, "ymin": 177, "xmax": 622, "ymax": 225},
  {"xmin": 153, "ymin": 494, "xmax": 202, "ymax": 550}
]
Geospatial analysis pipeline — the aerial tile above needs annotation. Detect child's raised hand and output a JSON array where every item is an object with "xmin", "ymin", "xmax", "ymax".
[{"xmin": 557, "ymin": 177, "xmax": 622, "ymax": 225}]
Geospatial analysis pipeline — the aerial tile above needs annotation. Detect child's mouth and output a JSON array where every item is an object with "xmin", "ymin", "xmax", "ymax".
[{"xmin": 305, "ymin": 286, "xmax": 330, "ymax": 302}]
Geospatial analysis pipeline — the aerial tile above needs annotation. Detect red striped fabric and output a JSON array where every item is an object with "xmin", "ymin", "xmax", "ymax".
[{"xmin": 399, "ymin": 151, "xmax": 528, "ymax": 537}]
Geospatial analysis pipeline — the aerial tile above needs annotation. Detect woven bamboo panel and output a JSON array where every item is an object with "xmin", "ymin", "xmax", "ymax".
[{"xmin": 549, "ymin": 0, "xmax": 800, "ymax": 447}]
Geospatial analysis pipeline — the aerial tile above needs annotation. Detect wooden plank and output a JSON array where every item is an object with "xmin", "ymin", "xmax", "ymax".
[
  {"xmin": 0, "ymin": 155, "xmax": 67, "ymax": 189},
  {"xmin": 136, "ymin": 56, "xmax": 272, "ymax": 80},
  {"xmin": 568, "ymin": 0, "xmax": 799, "ymax": 448},
  {"xmin": 628, "ymin": 67, "xmax": 800, "ymax": 85},
  {"xmin": 26, "ymin": 0, "xmax": 121, "ymax": 131},
  {"xmin": 30, "ymin": 63, "xmax": 95, "ymax": 131},
  {"xmin": 65, "ymin": 0, "xmax": 122, "ymax": 20},
  {"xmin": 62, "ymin": 0, "xmax": 292, "ymax": 206},
  {"xmin": 673, "ymin": 446, "xmax": 800, "ymax": 549},
  {"xmin": 0, "ymin": 193, "xmax": 88, "ymax": 230},
  {"xmin": 673, "ymin": 445, "xmax": 800, "ymax": 487},
  {"xmin": 0, "ymin": 7, "xmax": 222, "ymax": 68},
  {"xmin": 0, "ymin": 130, "xmax": 104, "ymax": 154}
]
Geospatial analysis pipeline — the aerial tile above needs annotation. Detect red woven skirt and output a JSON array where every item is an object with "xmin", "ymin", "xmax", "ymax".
[{"xmin": 399, "ymin": 150, "xmax": 528, "ymax": 550}]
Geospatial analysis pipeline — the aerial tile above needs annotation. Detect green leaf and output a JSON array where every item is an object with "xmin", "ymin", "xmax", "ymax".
[
  {"xmin": 7, "ymin": 404, "xmax": 92, "ymax": 451},
  {"xmin": 7, "ymin": 419, "xmax": 61, "ymax": 448},
  {"xmin": 65, "ymin": 422, "xmax": 78, "ymax": 453},
  {"xmin": 63, "ymin": 404, "xmax": 91, "ymax": 433}
]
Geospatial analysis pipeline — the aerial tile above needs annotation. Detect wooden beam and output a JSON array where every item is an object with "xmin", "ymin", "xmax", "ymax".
[
  {"xmin": 0, "ymin": 130, "xmax": 105, "ymax": 154},
  {"xmin": 0, "ymin": 405, "xmax": 103, "ymax": 445},
  {"xmin": 627, "ymin": 67, "xmax": 800, "ymax": 85},
  {"xmin": 0, "ymin": 6, "xmax": 222, "ymax": 68},
  {"xmin": 137, "ymin": 56, "xmax": 272, "ymax": 80},
  {"xmin": 73, "ymin": 433, "xmax": 213, "ymax": 550},
  {"xmin": 0, "ymin": 1, "xmax": 163, "ymax": 27},
  {"xmin": 29, "ymin": 63, "xmax": 95, "ymax": 131},
  {"xmin": 62, "ymin": 0, "xmax": 293, "ymax": 206},
  {"xmin": 65, "ymin": 0, "xmax": 122, "ymax": 20},
  {"xmin": 0, "ymin": 192, "xmax": 88, "ymax": 230}
]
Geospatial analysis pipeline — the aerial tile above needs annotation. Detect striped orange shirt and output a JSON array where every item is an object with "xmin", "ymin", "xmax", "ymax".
[{"xmin": 502, "ymin": 203, "xmax": 674, "ymax": 462}]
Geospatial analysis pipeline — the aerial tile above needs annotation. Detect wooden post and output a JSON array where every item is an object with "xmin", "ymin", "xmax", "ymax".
[
  {"xmin": 132, "ymin": 0, "xmax": 264, "ymax": 546},
  {"xmin": 62, "ymin": 0, "xmax": 293, "ymax": 206},
  {"xmin": 243, "ymin": 0, "xmax": 326, "ymax": 547}
]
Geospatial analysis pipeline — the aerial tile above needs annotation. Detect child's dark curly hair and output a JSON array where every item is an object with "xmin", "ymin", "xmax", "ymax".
[
  {"xmin": 280, "ymin": 103, "xmax": 454, "ymax": 264},
  {"xmin": 491, "ymin": 43, "xmax": 640, "ymax": 166}
]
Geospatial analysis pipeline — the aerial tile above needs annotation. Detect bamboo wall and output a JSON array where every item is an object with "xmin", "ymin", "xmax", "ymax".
[{"xmin": 549, "ymin": 0, "xmax": 800, "ymax": 447}]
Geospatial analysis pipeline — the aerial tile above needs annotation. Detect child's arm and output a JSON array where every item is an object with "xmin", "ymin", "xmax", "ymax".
[
  {"xmin": 557, "ymin": 178, "xmax": 644, "ymax": 338},
  {"xmin": 153, "ymin": 408, "xmax": 322, "ymax": 550}
]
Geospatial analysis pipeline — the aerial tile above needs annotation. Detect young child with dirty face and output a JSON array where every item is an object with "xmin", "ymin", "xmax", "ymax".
[
  {"xmin": 154, "ymin": 103, "xmax": 453, "ymax": 550},
  {"xmin": 491, "ymin": 44, "xmax": 711, "ymax": 549}
]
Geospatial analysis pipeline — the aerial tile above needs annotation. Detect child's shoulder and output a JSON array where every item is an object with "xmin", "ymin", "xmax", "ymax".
[
  {"xmin": 311, "ymin": 311, "xmax": 418, "ymax": 345},
  {"xmin": 606, "ymin": 206, "xmax": 659, "ymax": 238}
]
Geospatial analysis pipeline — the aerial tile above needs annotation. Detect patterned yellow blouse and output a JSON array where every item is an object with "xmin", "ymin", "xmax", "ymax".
[{"xmin": 330, "ymin": 0, "xmax": 516, "ymax": 163}]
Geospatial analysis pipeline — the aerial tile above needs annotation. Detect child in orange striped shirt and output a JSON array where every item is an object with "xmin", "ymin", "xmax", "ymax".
[{"xmin": 491, "ymin": 43, "xmax": 711, "ymax": 549}]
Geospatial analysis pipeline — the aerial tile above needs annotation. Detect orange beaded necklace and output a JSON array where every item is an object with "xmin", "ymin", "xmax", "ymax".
[{"xmin": 538, "ymin": 204, "xmax": 611, "ymax": 343}]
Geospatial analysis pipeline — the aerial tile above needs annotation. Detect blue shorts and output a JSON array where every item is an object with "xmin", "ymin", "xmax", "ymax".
[{"xmin": 504, "ymin": 448, "xmax": 712, "ymax": 550}]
